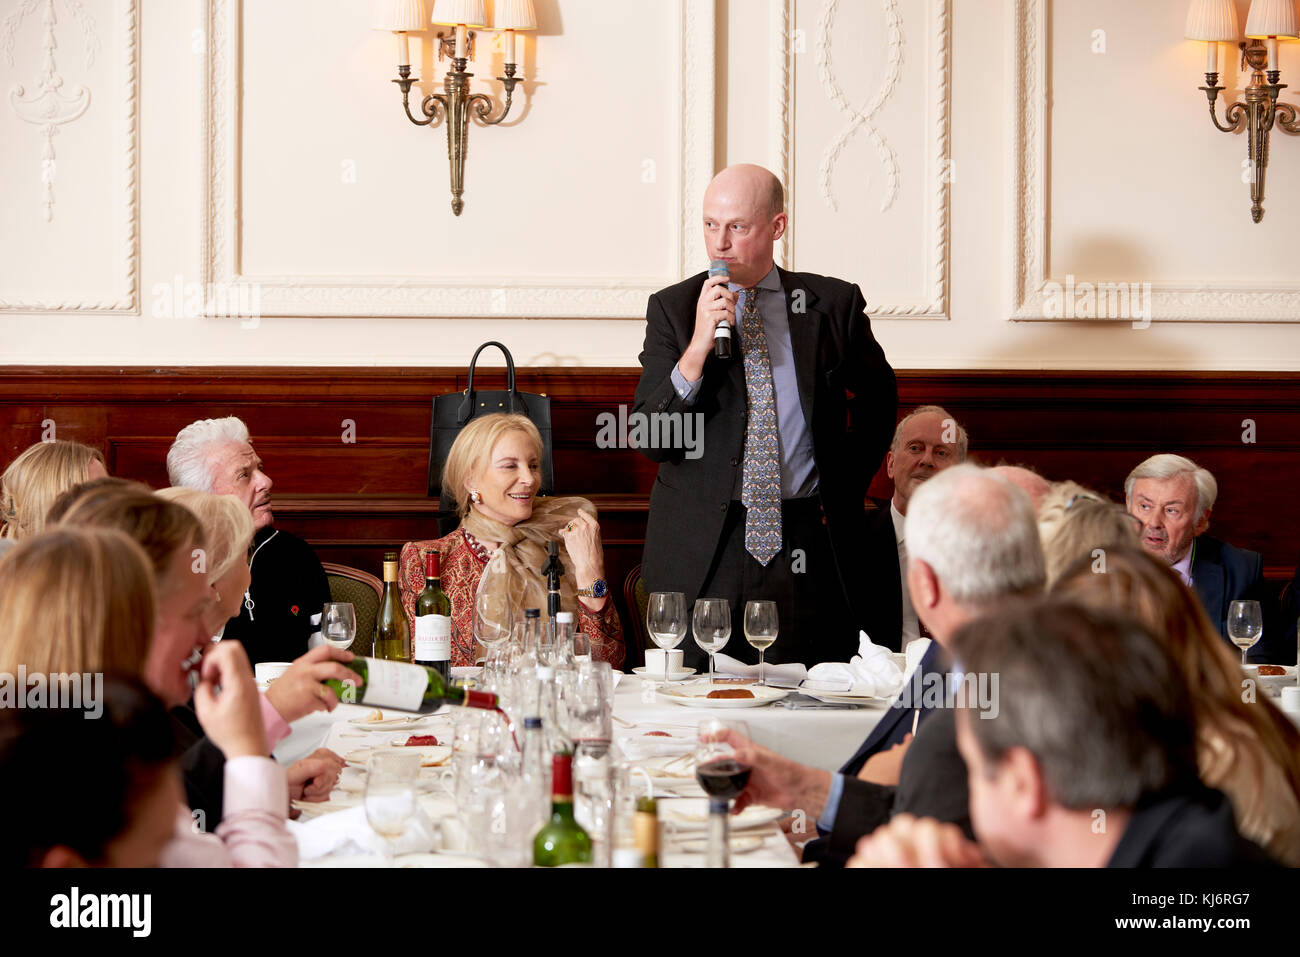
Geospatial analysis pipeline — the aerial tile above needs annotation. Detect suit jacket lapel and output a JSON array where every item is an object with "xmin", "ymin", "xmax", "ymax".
[{"xmin": 778, "ymin": 267, "xmax": 822, "ymax": 432}]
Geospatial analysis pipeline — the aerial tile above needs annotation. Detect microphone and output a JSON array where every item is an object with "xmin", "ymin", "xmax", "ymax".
[{"xmin": 708, "ymin": 259, "xmax": 732, "ymax": 360}]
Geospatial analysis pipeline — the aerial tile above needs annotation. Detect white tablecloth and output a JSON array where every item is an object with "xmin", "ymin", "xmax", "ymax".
[{"xmin": 274, "ymin": 672, "xmax": 887, "ymax": 867}]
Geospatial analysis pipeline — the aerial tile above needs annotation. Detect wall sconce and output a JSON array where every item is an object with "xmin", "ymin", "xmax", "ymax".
[
  {"xmin": 1186, "ymin": 0, "xmax": 1300, "ymax": 222},
  {"xmin": 372, "ymin": 0, "xmax": 536, "ymax": 216}
]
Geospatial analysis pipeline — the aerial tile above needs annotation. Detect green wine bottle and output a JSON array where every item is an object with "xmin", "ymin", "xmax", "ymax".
[
  {"xmin": 374, "ymin": 552, "xmax": 410, "ymax": 662},
  {"xmin": 326, "ymin": 658, "xmax": 497, "ymax": 713},
  {"xmin": 533, "ymin": 752, "xmax": 592, "ymax": 867}
]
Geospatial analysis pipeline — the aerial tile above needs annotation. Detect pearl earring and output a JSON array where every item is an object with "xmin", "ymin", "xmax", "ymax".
[{"xmin": 470, "ymin": 490, "xmax": 482, "ymax": 504}]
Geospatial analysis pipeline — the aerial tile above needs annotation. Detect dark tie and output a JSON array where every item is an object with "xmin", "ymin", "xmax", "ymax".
[{"xmin": 738, "ymin": 286, "xmax": 781, "ymax": 566}]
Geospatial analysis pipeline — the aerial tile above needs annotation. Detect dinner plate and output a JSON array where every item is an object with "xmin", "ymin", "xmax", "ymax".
[
  {"xmin": 660, "ymin": 800, "xmax": 783, "ymax": 831},
  {"xmin": 656, "ymin": 683, "xmax": 789, "ymax": 708},
  {"xmin": 346, "ymin": 714, "xmax": 435, "ymax": 732},
  {"xmin": 345, "ymin": 746, "xmax": 447, "ymax": 767},
  {"xmin": 799, "ymin": 688, "xmax": 893, "ymax": 704},
  {"xmin": 1243, "ymin": 664, "xmax": 1298, "ymax": 679},
  {"xmin": 673, "ymin": 834, "xmax": 766, "ymax": 855},
  {"xmin": 631, "ymin": 667, "xmax": 698, "ymax": 682},
  {"xmin": 335, "ymin": 765, "xmax": 450, "ymax": 794}
]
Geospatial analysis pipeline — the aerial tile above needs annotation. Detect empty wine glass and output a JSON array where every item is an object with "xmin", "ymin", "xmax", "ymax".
[
  {"xmin": 365, "ymin": 750, "xmax": 420, "ymax": 866},
  {"xmin": 474, "ymin": 587, "xmax": 513, "ymax": 674},
  {"xmin": 744, "ymin": 600, "xmax": 778, "ymax": 687},
  {"xmin": 646, "ymin": 593, "xmax": 688, "ymax": 680},
  {"xmin": 321, "ymin": 602, "xmax": 356, "ymax": 650},
  {"xmin": 1228, "ymin": 599, "xmax": 1263, "ymax": 666},
  {"xmin": 692, "ymin": 598, "xmax": 731, "ymax": 685}
]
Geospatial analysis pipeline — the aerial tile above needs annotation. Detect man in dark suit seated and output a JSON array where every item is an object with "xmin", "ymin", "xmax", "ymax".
[
  {"xmin": 721, "ymin": 465, "xmax": 1046, "ymax": 865},
  {"xmin": 862, "ymin": 405, "xmax": 968, "ymax": 653},
  {"xmin": 632, "ymin": 164, "xmax": 897, "ymax": 668},
  {"xmin": 1125, "ymin": 453, "xmax": 1288, "ymax": 663},
  {"xmin": 847, "ymin": 599, "xmax": 1277, "ymax": 868}
]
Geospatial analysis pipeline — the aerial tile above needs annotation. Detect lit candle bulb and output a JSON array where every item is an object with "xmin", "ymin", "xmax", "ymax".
[
  {"xmin": 505, "ymin": 28, "xmax": 516, "ymax": 64},
  {"xmin": 1267, "ymin": 36, "xmax": 1279, "ymax": 72},
  {"xmin": 1206, "ymin": 40, "xmax": 1218, "ymax": 75},
  {"xmin": 396, "ymin": 31, "xmax": 410, "ymax": 69},
  {"xmin": 455, "ymin": 22, "xmax": 467, "ymax": 60}
]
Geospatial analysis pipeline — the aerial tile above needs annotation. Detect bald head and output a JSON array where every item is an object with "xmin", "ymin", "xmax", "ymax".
[
  {"xmin": 990, "ymin": 466, "xmax": 1052, "ymax": 512},
  {"xmin": 702, "ymin": 165, "xmax": 787, "ymax": 288}
]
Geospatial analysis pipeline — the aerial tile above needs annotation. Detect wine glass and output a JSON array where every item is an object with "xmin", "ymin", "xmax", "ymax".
[
  {"xmin": 744, "ymin": 600, "xmax": 778, "ymax": 687},
  {"xmin": 694, "ymin": 717, "xmax": 752, "ymax": 868},
  {"xmin": 692, "ymin": 598, "xmax": 731, "ymax": 686},
  {"xmin": 321, "ymin": 602, "xmax": 356, "ymax": 650},
  {"xmin": 365, "ymin": 750, "xmax": 420, "ymax": 866},
  {"xmin": 646, "ymin": 592, "xmax": 687, "ymax": 680},
  {"xmin": 1228, "ymin": 599, "xmax": 1263, "ymax": 666},
  {"xmin": 474, "ymin": 587, "xmax": 513, "ymax": 674}
]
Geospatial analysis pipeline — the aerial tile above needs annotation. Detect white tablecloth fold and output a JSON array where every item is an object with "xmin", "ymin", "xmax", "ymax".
[{"xmin": 713, "ymin": 654, "xmax": 807, "ymax": 687}]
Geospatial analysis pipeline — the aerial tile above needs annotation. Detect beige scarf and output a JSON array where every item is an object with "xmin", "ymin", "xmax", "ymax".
[{"xmin": 462, "ymin": 496, "xmax": 597, "ymax": 621}]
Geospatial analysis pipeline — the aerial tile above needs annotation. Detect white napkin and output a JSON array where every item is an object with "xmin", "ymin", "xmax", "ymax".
[
  {"xmin": 289, "ymin": 805, "xmax": 438, "ymax": 861},
  {"xmin": 616, "ymin": 731, "xmax": 697, "ymax": 762},
  {"xmin": 804, "ymin": 631, "xmax": 905, "ymax": 697},
  {"xmin": 713, "ymin": 654, "xmax": 807, "ymax": 687}
]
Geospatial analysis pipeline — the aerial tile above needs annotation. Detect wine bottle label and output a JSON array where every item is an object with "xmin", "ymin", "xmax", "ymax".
[
  {"xmin": 359, "ymin": 658, "xmax": 428, "ymax": 712},
  {"xmin": 414, "ymin": 614, "xmax": 451, "ymax": 662}
]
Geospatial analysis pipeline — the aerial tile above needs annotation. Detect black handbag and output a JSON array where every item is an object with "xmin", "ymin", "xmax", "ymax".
[{"xmin": 427, "ymin": 341, "xmax": 555, "ymax": 499}]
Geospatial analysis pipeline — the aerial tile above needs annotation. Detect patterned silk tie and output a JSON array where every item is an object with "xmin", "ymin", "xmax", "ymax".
[{"xmin": 738, "ymin": 286, "xmax": 782, "ymax": 566}]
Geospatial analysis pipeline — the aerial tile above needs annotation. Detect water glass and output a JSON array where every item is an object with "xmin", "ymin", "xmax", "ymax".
[
  {"xmin": 321, "ymin": 602, "xmax": 356, "ymax": 650},
  {"xmin": 647, "ymin": 592, "xmax": 688, "ymax": 682},
  {"xmin": 365, "ymin": 750, "xmax": 421, "ymax": 866},
  {"xmin": 692, "ymin": 598, "xmax": 731, "ymax": 684},
  {"xmin": 1228, "ymin": 599, "xmax": 1263, "ymax": 666}
]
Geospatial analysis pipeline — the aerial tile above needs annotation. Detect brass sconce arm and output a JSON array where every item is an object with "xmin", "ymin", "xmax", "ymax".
[
  {"xmin": 1276, "ymin": 100, "xmax": 1300, "ymax": 133},
  {"xmin": 468, "ymin": 65, "xmax": 521, "ymax": 126},
  {"xmin": 1201, "ymin": 80, "xmax": 1249, "ymax": 132}
]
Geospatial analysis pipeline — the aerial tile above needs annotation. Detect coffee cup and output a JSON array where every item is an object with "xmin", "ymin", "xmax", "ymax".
[
  {"xmin": 254, "ymin": 661, "xmax": 292, "ymax": 687},
  {"xmin": 644, "ymin": 648, "xmax": 684, "ymax": 676}
]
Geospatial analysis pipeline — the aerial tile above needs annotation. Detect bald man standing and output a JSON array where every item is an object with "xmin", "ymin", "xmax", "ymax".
[{"xmin": 632, "ymin": 164, "xmax": 897, "ymax": 667}]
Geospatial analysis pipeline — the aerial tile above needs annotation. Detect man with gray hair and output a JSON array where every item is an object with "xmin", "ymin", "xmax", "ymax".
[
  {"xmin": 862, "ymin": 406, "xmax": 968, "ymax": 652},
  {"xmin": 1125, "ymin": 453, "xmax": 1283, "ymax": 661},
  {"xmin": 168, "ymin": 417, "xmax": 329, "ymax": 664},
  {"xmin": 721, "ymin": 464, "xmax": 1046, "ymax": 866}
]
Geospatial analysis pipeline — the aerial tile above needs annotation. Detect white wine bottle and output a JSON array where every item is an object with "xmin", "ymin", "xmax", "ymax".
[{"xmin": 373, "ymin": 552, "xmax": 410, "ymax": 662}]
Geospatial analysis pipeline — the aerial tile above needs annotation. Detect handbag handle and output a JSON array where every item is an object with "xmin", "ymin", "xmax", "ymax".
[{"xmin": 458, "ymin": 341, "xmax": 519, "ymax": 424}]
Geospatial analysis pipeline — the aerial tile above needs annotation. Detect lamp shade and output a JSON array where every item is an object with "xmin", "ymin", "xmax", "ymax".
[
  {"xmin": 1245, "ymin": 0, "xmax": 1300, "ymax": 37},
  {"xmin": 1185, "ymin": 0, "xmax": 1240, "ymax": 40},
  {"xmin": 372, "ymin": 0, "xmax": 428, "ymax": 31},
  {"xmin": 431, "ymin": 0, "xmax": 487, "ymax": 27},
  {"xmin": 495, "ymin": 0, "xmax": 537, "ymax": 30}
]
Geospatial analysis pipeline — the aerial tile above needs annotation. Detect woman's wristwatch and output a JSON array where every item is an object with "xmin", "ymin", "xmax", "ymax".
[{"xmin": 576, "ymin": 578, "xmax": 609, "ymax": 599}]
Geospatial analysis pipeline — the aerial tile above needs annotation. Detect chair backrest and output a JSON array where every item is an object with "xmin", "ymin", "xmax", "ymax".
[
  {"xmin": 622, "ymin": 563, "xmax": 650, "ymax": 670},
  {"xmin": 322, "ymin": 562, "xmax": 384, "ymax": 654}
]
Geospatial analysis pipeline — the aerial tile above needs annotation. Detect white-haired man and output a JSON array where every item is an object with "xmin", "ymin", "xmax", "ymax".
[
  {"xmin": 168, "ymin": 417, "xmax": 329, "ymax": 664},
  {"xmin": 861, "ymin": 405, "xmax": 968, "ymax": 652},
  {"xmin": 1125, "ymin": 453, "xmax": 1283, "ymax": 662},
  {"xmin": 721, "ymin": 464, "xmax": 1046, "ymax": 866}
]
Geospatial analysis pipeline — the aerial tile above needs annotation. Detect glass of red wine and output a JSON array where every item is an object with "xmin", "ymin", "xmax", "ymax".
[{"xmin": 694, "ymin": 717, "xmax": 752, "ymax": 868}]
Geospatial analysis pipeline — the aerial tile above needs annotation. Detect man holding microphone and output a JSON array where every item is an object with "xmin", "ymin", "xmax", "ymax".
[{"xmin": 632, "ymin": 163, "xmax": 897, "ymax": 667}]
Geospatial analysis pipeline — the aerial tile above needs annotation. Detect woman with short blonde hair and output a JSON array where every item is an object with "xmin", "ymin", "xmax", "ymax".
[
  {"xmin": 1055, "ymin": 544, "xmax": 1300, "ymax": 866},
  {"xmin": 156, "ymin": 487, "xmax": 255, "ymax": 639},
  {"xmin": 0, "ymin": 440, "xmax": 107, "ymax": 541},
  {"xmin": 0, "ymin": 527, "xmax": 155, "ymax": 677},
  {"xmin": 400, "ymin": 413, "xmax": 625, "ymax": 668},
  {"xmin": 1037, "ymin": 481, "xmax": 1141, "ymax": 586}
]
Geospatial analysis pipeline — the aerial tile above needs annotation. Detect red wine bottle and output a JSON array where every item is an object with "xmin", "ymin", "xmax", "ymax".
[{"xmin": 414, "ymin": 550, "xmax": 451, "ymax": 682}]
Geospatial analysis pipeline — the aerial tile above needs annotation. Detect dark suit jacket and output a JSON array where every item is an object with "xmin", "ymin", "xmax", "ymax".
[
  {"xmin": 816, "ymin": 706, "xmax": 972, "ymax": 867},
  {"xmin": 839, "ymin": 640, "xmax": 946, "ymax": 776},
  {"xmin": 221, "ymin": 527, "xmax": 330, "ymax": 665},
  {"xmin": 171, "ymin": 705, "xmax": 226, "ymax": 825},
  {"xmin": 1191, "ymin": 534, "xmax": 1287, "ymax": 663},
  {"xmin": 632, "ymin": 268, "xmax": 897, "ymax": 637},
  {"xmin": 861, "ymin": 500, "xmax": 903, "ymax": 652},
  {"xmin": 1107, "ymin": 785, "xmax": 1278, "ymax": 867}
]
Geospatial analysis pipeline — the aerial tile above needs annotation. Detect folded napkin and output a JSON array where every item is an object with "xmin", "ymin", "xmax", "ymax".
[
  {"xmin": 804, "ymin": 631, "xmax": 904, "ymax": 697},
  {"xmin": 616, "ymin": 731, "xmax": 697, "ymax": 762},
  {"xmin": 289, "ymin": 805, "xmax": 438, "ymax": 861},
  {"xmin": 713, "ymin": 654, "xmax": 807, "ymax": 688}
]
